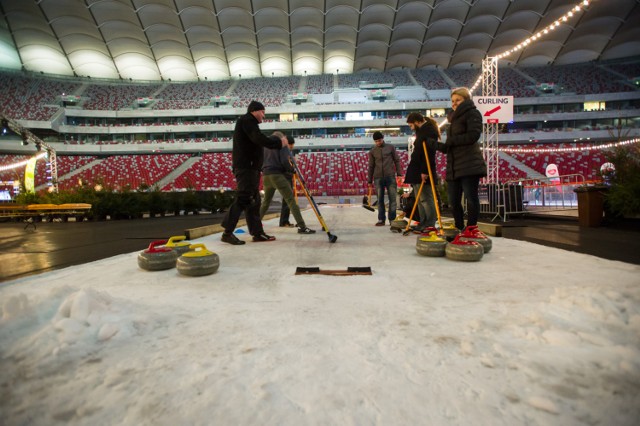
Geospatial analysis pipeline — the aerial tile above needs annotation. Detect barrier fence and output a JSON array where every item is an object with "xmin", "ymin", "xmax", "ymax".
[{"xmin": 478, "ymin": 174, "xmax": 588, "ymax": 222}]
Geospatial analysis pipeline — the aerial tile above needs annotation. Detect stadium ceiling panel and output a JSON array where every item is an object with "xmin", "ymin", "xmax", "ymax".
[{"xmin": 0, "ymin": 0, "xmax": 638, "ymax": 81}]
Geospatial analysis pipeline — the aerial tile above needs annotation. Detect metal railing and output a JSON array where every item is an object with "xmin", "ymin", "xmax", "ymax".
[{"xmin": 478, "ymin": 174, "xmax": 587, "ymax": 222}]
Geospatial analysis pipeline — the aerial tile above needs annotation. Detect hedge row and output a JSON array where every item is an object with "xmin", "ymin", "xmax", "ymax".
[{"xmin": 14, "ymin": 187, "xmax": 235, "ymax": 221}]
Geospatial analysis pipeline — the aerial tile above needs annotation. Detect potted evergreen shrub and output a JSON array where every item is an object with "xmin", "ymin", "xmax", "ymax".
[{"xmin": 603, "ymin": 144, "xmax": 640, "ymax": 220}]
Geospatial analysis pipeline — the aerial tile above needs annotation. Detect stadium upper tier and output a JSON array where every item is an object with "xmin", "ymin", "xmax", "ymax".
[
  {"xmin": 1, "ymin": 61, "xmax": 638, "ymax": 117},
  {"xmin": 0, "ymin": 61, "xmax": 639, "ymax": 153}
]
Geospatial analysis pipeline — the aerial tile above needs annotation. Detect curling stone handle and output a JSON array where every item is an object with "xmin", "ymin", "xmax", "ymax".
[
  {"xmin": 183, "ymin": 243, "xmax": 215, "ymax": 257},
  {"xmin": 167, "ymin": 235, "xmax": 186, "ymax": 244},
  {"xmin": 147, "ymin": 240, "xmax": 168, "ymax": 251}
]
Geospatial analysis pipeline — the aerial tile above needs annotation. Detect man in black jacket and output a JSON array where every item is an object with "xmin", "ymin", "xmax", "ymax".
[
  {"xmin": 221, "ymin": 101, "xmax": 288, "ymax": 245},
  {"xmin": 405, "ymin": 112, "xmax": 439, "ymax": 232}
]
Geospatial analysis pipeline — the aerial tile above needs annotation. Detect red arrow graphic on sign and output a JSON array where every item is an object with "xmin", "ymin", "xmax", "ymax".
[{"xmin": 484, "ymin": 106, "xmax": 501, "ymax": 116}]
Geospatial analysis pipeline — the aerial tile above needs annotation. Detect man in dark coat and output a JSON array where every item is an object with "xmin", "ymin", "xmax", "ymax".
[
  {"xmin": 221, "ymin": 100, "xmax": 288, "ymax": 245},
  {"xmin": 428, "ymin": 87, "xmax": 487, "ymax": 231}
]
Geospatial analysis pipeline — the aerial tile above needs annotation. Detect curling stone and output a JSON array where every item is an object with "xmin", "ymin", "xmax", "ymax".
[
  {"xmin": 163, "ymin": 235, "xmax": 192, "ymax": 255},
  {"xmin": 138, "ymin": 240, "xmax": 178, "ymax": 271},
  {"xmin": 417, "ymin": 226, "xmax": 438, "ymax": 235},
  {"xmin": 445, "ymin": 234, "xmax": 484, "ymax": 262},
  {"xmin": 441, "ymin": 222, "xmax": 461, "ymax": 242},
  {"xmin": 390, "ymin": 219, "xmax": 408, "ymax": 233},
  {"xmin": 416, "ymin": 232, "xmax": 447, "ymax": 257},
  {"xmin": 176, "ymin": 244, "xmax": 220, "ymax": 277},
  {"xmin": 458, "ymin": 225, "xmax": 492, "ymax": 253}
]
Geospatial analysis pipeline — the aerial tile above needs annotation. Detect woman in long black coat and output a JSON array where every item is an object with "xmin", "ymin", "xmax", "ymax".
[{"xmin": 429, "ymin": 87, "xmax": 487, "ymax": 231}]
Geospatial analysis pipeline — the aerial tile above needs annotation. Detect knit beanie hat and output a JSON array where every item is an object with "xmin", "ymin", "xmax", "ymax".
[{"xmin": 247, "ymin": 100, "xmax": 265, "ymax": 112}]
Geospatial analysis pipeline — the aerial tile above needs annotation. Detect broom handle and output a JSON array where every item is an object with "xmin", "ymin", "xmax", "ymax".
[
  {"xmin": 423, "ymin": 142, "xmax": 444, "ymax": 232},
  {"xmin": 403, "ymin": 180, "xmax": 424, "ymax": 233},
  {"xmin": 289, "ymin": 154, "xmax": 330, "ymax": 232},
  {"xmin": 292, "ymin": 174, "xmax": 298, "ymax": 204}
]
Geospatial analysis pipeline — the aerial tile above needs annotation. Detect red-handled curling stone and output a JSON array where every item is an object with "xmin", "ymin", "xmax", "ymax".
[
  {"xmin": 458, "ymin": 225, "xmax": 492, "ymax": 253},
  {"xmin": 416, "ymin": 231, "xmax": 447, "ymax": 257},
  {"xmin": 138, "ymin": 240, "xmax": 178, "ymax": 271},
  {"xmin": 163, "ymin": 235, "xmax": 192, "ymax": 255},
  {"xmin": 176, "ymin": 244, "xmax": 220, "ymax": 277},
  {"xmin": 445, "ymin": 234, "xmax": 484, "ymax": 262}
]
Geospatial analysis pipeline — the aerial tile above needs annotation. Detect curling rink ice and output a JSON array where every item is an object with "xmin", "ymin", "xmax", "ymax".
[{"xmin": 1, "ymin": 205, "xmax": 639, "ymax": 425}]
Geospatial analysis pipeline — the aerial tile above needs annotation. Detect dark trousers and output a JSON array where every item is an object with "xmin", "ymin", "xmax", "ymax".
[
  {"xmin": 375, "ymin": 175, "xmax": 398, "ymax": 222},
  {"xmin": 447, "ymin": 176, "xmax": 481, "ymax": 230},
  {"xmin": 279, "ymin": 175, "xmax": 293, "ymax": 226},
  {"xmin": 222, "ymin": 168, "xmax": 264, "ymax": 236}
]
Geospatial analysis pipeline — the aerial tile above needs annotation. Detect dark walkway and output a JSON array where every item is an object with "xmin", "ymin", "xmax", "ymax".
[
  {"xmin": 498, "ymin": 214, "xmax": 640, "ymax": 265},
  {"xmin": 1, "ymin": 211, "xmax": 639, "ymax": 283},
  {"xmin": 0, "ymin": 213, "xmax": 224, "ymax": 283}
]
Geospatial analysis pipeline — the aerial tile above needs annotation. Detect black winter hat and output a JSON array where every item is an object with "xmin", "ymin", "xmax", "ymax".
[
  {"xmin": 247, "ymin": 100, "xmax": 265, "ymax": 112},
  {"xmin": 372, "ymin": 131, "xmax": 384, "ymax": 140}
]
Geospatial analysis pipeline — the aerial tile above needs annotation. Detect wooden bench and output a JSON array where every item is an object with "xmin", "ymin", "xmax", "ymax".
[{"xmin": 0, "ymin": 203, "xmax": 92, "ymax": 229}]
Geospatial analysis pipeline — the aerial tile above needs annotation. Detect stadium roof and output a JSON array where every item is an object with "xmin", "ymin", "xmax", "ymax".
[{"xmin": 0, "ymin": 0, "xmax": 639, "ymax": 81}]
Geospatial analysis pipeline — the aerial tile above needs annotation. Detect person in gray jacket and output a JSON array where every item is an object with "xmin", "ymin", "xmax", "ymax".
[
  {"xmin": 278, "ymin": 136, "xmax": 296, "ymax": 227},
  {"xmin": 367, "ymin": 131, "xmax": 403, "ymax": 226},
  {"xmin": 259, "ymin": 133, "xmax": 315, "ymax": 234}
]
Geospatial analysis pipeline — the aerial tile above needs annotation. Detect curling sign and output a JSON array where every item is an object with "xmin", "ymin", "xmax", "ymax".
[{"xmin": 473, "ymin": 96, "xmax": 514, "ymax": 124}]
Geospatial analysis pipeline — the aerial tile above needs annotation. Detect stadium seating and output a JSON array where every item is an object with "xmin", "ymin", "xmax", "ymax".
[
  {"xmin": 0, "ymin": 145, "xmax": 613, "ymax": 196},
  {"xmin": 505, "ymin": 143, "xmax": 606, "ymax": 181},
  {"xmin": 521, "ymin": 64, "xmax": 630, "ymax": 95},
  {"xmin": 0, "ymin": 72, "xmax": 79, "ymax": 120},
  {"xmin": 1, "ymin": 62, "xmax": 637, "ymax": 198},
  {"xmin": 153, "ymin": 81, "xmax": 233, "ymax": 110},
  {"xmin": 411, "ymin": 69, "xmax": 450, "ymax": 90},
  {"xmin": 305, "ymin": 74, "xmax": 335, "ymax": 94},
  {"xmin": 59, "ymin": 154, "xmax": 190, "ymax": 191},
  {"xmin": 231, "ymin": 76, "xmax": 301, "ymax": 107},
  {"xmin": 337, "ymin": 71, "xmax": 414, "ymax": 89},
  {"xmin": 82, "ymin": 83, "xmax": 159, "ymax": 111},
  {"xmin": 162, "ymin": 153, "xmax": 233, "ymax": 191}
]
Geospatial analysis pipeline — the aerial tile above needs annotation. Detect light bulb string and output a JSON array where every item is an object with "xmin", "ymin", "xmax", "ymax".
[{"xmin": 469, "ymin": 0, "xmax": 592, "ymax": 95}]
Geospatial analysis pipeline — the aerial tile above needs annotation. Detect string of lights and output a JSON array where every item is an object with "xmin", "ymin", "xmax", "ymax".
[
  {"xmin": 496, "ymin": 137, "xmax": 639, "ymax": 154},
  {"xmin": 469, "ymin": 0, "xmax": 592, "ymax": 95},
  {"xmin": 0, "ymin": 152, "xmax": 48, "ymax": 173},
  {"xmin": 1, "ymin": 113, "xmax": 58, "ymax": 192}
]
